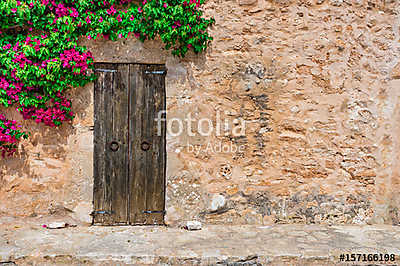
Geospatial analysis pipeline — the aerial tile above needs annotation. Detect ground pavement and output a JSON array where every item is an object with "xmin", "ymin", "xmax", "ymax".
[{"xmin": 0, "ymin": 216, "xmax": 400, "ymax": 265}]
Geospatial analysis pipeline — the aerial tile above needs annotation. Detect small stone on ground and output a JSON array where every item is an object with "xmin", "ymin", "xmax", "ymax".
[{"xmin": 184, "ymin": 220, "xmax": 202, "ymax": 230}]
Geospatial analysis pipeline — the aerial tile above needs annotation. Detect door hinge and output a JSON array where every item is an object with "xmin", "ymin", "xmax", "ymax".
[
  {"xmin": 90, "ymin": 210, "xmax": 113, "ymax": 216},
  {"xmin": 145, "ymin": 70, "xmax": 166, "ymax": 75},
  {"xmin": 95, "ymin": 69, "xmax": 117, "ymax": 73},
  {"xmin": 143, "ymin": 210, "xmax": 166, "ymax": 214}
]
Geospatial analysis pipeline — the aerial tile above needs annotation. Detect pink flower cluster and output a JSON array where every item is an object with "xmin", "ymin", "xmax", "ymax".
[
  {"xmin": 183, "ymin": 0, "xmax": 200, "ymax": 8},
  {"xmin": 4, "ymin": 36, "xmax": 46, "ymax": 70},
  {"xmin": 0, "ymin": 114, "xmax": 22, "ymax": 157},
  {"xmin": 13, "ymin": 53, "xmax": 33, "ymax": 69},
  {"xmin": 60, "ymin": 48, "xmax": 93, "ymax": 75},
  {"xmin": 0, "ymin": 115, "xmax": 18, "ymax": 144},
  {"xmin": 20, "ymin": 94, "xmax": 73, "ymax": 127},
  {"xmin": 0, "ymin": 75, "xmax": 73, "ymax": 128},
  {"xmin": 172, "ymin": 21, "xmax": 182, "ymax": 29},
  {"xmin": 0, "ymin": 77, "xmax": 24, "ymax": 103},
  {"xmin": 55, "ymin": 3, "xmax": 79, "ymax": 18},
  {"xmin": 106, "ymin": 5, "xmax": 117, "ymax": 15}
]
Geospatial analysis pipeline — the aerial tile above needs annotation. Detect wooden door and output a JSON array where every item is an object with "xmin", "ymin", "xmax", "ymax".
[{"xmin": 93, "ymin": 63, "xmax": 166, "ymax": 225}]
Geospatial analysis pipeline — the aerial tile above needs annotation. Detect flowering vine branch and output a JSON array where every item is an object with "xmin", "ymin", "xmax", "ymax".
[{"xmin": 0, "ymin": 0, "xmax": 214, "ymax": 157}]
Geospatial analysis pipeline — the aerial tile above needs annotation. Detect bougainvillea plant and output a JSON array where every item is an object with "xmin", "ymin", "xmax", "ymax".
[{"xmin": 0, "ymin": 0, "xmax": 214, "ymax": 157}]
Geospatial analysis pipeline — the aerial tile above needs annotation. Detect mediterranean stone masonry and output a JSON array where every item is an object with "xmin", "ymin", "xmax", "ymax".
[{"xmin": 1, "ymin": 0, "xmax": 400, "ymax": 226}]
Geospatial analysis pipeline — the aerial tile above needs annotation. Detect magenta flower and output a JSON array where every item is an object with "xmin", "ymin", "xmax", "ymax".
[{"xmin": 107, "ymin": 6, "xmax": 117, "ymax": 15}]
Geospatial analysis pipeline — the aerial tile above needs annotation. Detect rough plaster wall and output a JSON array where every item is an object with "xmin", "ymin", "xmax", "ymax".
[
  {"xmin": 0, "ymin": 85, "xmax": 94, "ymax": 222},
  {"xmin": 1, "ymin": 0, "xmax": 400, "ymax": 225}
]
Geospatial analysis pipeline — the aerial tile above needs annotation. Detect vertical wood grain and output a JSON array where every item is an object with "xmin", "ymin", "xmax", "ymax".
[
  {"xmin": 143, "ymin": 65, "xmax": 166, "ymax": 224},
  {"xmin": 93, "ymin": 64, "xmax": 116, "ymax": 225},
  {"xmin": 110, "ymin": 64, "xmax": 129, "ymax": 224},
  {"xmin": 94, "ymin": 63, "xmax": 166, "ymax": 226},
  {"xmin": 128, "ymin": 64, "xmax": 147, "ymax": 224}
]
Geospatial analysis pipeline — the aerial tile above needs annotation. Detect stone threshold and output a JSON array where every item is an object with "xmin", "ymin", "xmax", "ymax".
[{"xmin": 1, "ymin": 223, "xmax": 400, "ymax": 265}]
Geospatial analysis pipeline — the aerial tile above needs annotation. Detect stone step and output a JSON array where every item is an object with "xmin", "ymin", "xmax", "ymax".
[{"xmin": 1, "ymin": 224, "xmax": 399, "ymax": 265}]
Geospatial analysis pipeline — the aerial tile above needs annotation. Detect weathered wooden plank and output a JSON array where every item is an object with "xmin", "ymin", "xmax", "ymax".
[
  {"xmin": 154, "ymin": 65, "xmax": 166, "ymax": 225},
  {"xmin": 144, "ymin": 65, "xmax": 166, "ymax": 225},
  {"xmin": 93, "ymin": 63, "xmax": 116, "ymax": 225},
  {"xmin": 128, "ymin": 64, "xmax": 147, "ymax": 224},
  {"xmin": 101, "ymin": 66, "xmax": 115, "ymax": 225},
  {"xmin": 110, "ymin": 64, "xmax": 129, "ymax": 224},
  {"xmin": 93, "ymin": 69, "xmax": 105, "ymax": 225},
  {"xmin": 144, "ymin": 65, "xmax": 155, "ymax": 224}
]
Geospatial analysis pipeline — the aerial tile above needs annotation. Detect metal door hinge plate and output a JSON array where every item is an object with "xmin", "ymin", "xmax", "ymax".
[
  {"xmin": 145, "ymin": 70, "xmax": 166, "ymax": 75},
  {"xmin": 90, "ymin": 210, "xmax": 113, "ymax": 216},
  {"xmin": 95, "ymin": 69, "xmax": 117, "ymax": 73},
  {"xmin": 143, "ymin": 210, "xmax": 166, "ymax": 214}
]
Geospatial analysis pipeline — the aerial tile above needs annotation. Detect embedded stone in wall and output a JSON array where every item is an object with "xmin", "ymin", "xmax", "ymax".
[
  {"xmin": 329, "ymin": 0, "xmax": 343, "ymax": 6},
  {"xmin": 239, "ymin": 0, "xmax": 257, "ymax": 6},
  {"xmin": 209, "ymin": 194, "xmax": 227, "ymax": 212},
  {"xmin": 391, "ymin": 63, "xmax": 400, "ymax": 79}
]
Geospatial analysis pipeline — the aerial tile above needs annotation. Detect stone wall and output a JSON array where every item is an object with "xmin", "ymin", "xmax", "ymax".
[{"xmin": 1, "ymin": 0, "xmax": 400, "ymax": 226}]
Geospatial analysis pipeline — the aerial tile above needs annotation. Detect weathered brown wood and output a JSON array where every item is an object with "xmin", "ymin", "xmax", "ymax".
[
  {"xmin": 93, "ymin": 68, "xmax": 105, "ymax": 225},
  {"xmin": 128, "ymin": 64, "xmax": 147, "ymax": 224},
  {"xmin": 143, "ymin": 65, "xmax": 166, "ymax": 224},
  {"xmin": 102, "ymin": 65, "xmax": 115, "ymax": 225},
  {"xmin": 143, "ymin": 65, "xmax": 154, "ymax": 224},
  {"xmin": 128, "ymin": 64, "xmax": 166, "ymax": 225},
  {"xmin": 93, "ymin": 63, "xmax": 116, "ymax": 225},
  {"xmin": 155, "ymin": 65, "xmax": 166, "ymax": 225},
  {"xmin": 94, "ymin": 63, "xmax": 166, "ymax": 226},
  {"xmin": 110, "ymin": 64, "xmax": 129, "ymax": 224}
]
